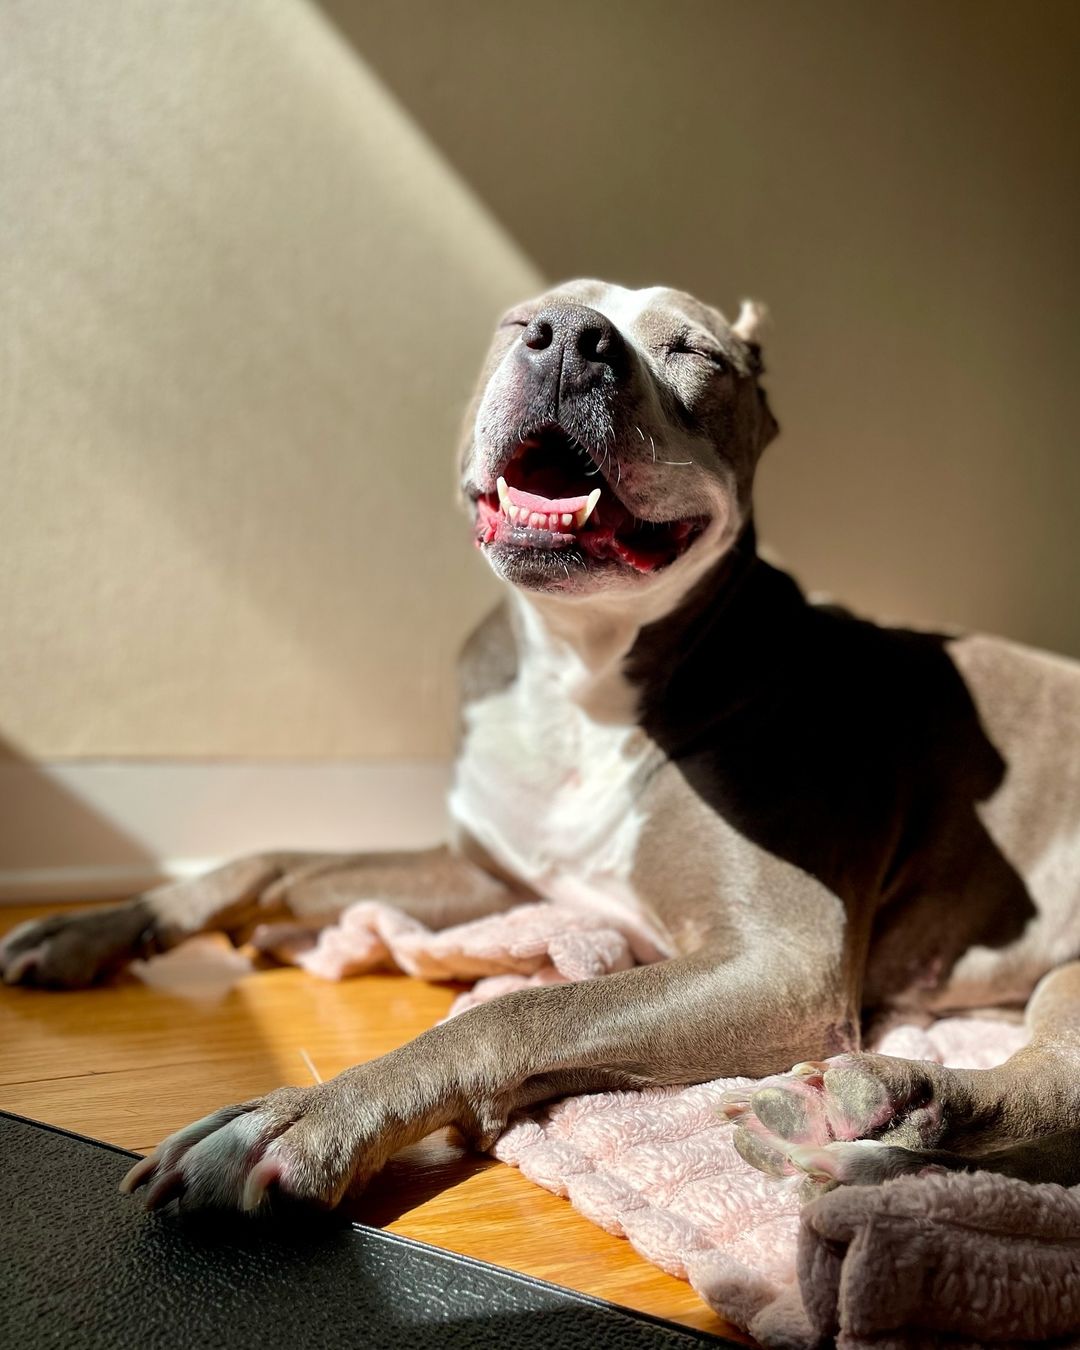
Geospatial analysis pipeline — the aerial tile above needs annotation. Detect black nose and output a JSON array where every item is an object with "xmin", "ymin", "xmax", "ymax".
[{"xmin": 520, "ymin": 305, "xmax": 627, "ymax": 386}]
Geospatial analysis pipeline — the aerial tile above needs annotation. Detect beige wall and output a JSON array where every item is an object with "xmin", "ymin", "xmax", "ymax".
[
  {"xmin": 2, "ymin": 1, "xmax": 1077, "ymax": 761},
  {"xmin": 0, "ymin": 0, "xmax": 534, "ymax": 758}
]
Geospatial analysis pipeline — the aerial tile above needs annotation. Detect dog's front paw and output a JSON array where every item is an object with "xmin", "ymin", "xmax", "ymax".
[
  {"xmin": 120, "ymin": 1084, "xmax": 372, "ymax": 1212},
  {"xmin": 0, "ymin": 901, "xmax": 155, "ymax": 988},
  {"xmin": 723, "ymin": 1052, "xmax": 950, "ymax": 1189}
]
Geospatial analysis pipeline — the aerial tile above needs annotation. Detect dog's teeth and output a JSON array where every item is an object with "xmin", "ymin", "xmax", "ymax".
[
  {"xmin": 574, "ymin": 488, "xmax": 601, "ymax": 528},
  {"xmin": 498, "ymin": 487, "xmax": 599, "ymax": 533}
]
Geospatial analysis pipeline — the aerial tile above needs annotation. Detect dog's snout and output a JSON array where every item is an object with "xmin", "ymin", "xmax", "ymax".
[{"xmin": 520, "ymin": 305, "xmax": 627, "ymax": 386}]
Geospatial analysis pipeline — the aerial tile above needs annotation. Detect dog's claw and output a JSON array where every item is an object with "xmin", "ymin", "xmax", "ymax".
[
  {"xmin": 785, "ymin": 1144, "xmax": 838, "ymax": 1180},
  {"xmin": 241, "ymin": 1155, "xmax": 283, "ymax": 1211},
  {"xmin": 143, "ymin": 1169, "xmax": 186, "ymax": 1211},
  {"xmin": 2, "ymin": 949, "xmax": 42, "ymax": 985},
  {"xmin": 119, "ymin": 1154, "xmax": 159, "ymax": 1195},
  {"xmin": 790, "ymin": 1060, "xmax": 828, "ymax": 1080}
]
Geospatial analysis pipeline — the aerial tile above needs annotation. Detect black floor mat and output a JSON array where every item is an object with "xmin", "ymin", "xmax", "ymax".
[{"xmin": 0, "ymin": 1110, "xmax": 736, "ymax": 1348}]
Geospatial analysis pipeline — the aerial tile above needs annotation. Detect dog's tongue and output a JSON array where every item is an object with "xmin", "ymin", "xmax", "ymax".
[{"xmin": 503, "ymin": 484, "xmax": 593, "ymax": 515}]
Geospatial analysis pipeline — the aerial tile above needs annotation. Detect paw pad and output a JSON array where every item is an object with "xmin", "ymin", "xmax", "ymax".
[{"xmin": 725, "ymin": 1053, "xmax": 946, "ymax": 1188}]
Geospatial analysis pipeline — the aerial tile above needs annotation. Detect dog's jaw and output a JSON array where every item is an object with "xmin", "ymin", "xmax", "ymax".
[{"xmin": 470, "ymin": 421, "xmax": 718, "ymax": 596}]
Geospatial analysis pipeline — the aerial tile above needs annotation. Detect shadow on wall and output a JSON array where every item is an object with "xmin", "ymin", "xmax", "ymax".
[
  {"xmin": 0, "ymin": 735, "xmax": 163, "ymax": 899},
  {"xmin": 314, "ymin": 0, "xmax": 1080, "ymax": 657}
]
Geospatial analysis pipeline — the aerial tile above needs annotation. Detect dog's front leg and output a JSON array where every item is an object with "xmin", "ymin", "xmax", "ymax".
[
  {"xmin": 0, "ymin": 843, "xmax": 523, "ymax": 988},
  {"xmin": 122, "ymin": 950, "xmax": 854, "ymax": 1211}
]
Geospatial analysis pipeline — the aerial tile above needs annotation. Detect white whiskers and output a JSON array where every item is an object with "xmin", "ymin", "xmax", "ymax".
[{"xmin": 299, "ymin": 1047, "xmax": 323, "ymax": 1085}]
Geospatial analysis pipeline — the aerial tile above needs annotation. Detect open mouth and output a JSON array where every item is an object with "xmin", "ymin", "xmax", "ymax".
[{"xmin": 474, "ymin": 425, "xmax": 707, "ymax": 574}]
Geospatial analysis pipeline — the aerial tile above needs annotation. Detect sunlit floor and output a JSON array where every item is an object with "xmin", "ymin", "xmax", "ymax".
[{"xmin": 0, "ymin": 901, "xmax": 744, "ymax": 1340}]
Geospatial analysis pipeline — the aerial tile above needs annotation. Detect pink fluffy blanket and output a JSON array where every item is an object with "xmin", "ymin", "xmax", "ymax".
[{"xmin": 257, "ymin": 900, "xmax": 1079, "ymax": 1347}]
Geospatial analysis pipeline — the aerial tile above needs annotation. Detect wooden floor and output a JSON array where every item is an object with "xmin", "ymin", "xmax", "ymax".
[{"xmin": 0, "ymin": 902, "xmax": 746, "ymax": 1342}]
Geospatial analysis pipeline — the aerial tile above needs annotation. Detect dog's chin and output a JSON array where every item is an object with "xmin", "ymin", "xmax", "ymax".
[
  {"xmin": 469, "ymin": 502, "xmax": 707, "ymax": 596},
  {"xmin": 480, "ymin": 539, "xmax": 638, "ymax": 595}
]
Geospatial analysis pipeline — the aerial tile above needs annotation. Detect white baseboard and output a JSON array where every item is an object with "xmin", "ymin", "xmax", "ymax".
[{"xmin": 0, "ymin": 759, "xmax": 452, "ymax": 901}]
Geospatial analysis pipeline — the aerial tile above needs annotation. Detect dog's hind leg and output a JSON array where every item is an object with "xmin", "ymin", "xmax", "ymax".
[
  {"xmin": 0, "ymin": 843, "xmax": 525, "ymax": 989},
  {"xmin": 732, "ymin": 961, "xmax": 1080, "ymax": 1188}
]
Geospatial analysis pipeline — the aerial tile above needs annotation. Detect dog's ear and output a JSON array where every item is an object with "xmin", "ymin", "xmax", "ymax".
[
  {"xmin": 732, "ymin": 299, "xmax": 767, "ymax": 344},
  {"xmin": 732, "ymin": 299, "xmax": 768, "ymax": 373},
  {"xmin": 730, "ymin": 300, "xmax": 777, "ymax": 452}
]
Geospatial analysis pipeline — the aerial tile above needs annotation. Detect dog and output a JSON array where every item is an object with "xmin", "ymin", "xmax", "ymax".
[{"xmin": 3, "ymin": 280, "xmax": 1079, "ymax": 1212}]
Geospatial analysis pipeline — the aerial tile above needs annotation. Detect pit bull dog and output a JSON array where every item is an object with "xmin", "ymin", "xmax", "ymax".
[{"xmin": 4, "ymin": 280, "xmax": 1080, "ymax": 1211}]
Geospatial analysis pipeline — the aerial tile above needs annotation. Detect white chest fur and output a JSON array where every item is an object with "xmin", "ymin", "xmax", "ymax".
[{"xmin": 447, "ymin": 604, "xmax": 672, "ymax": 960}]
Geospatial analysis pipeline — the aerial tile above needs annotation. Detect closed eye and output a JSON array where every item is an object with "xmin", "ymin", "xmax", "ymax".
[{"xmin": 667, "ymin": 338, "xmax": 729, "ymax": 371}]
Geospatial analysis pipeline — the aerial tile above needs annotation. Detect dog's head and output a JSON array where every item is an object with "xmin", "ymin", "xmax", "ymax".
[{"xmin": 460, "ymin": 280, "xmax": 778, "ymax": 599}]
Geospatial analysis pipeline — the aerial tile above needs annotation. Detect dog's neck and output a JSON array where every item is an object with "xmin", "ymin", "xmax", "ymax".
[
  {"xmin": 509, "ymin": 522, "xmax": 767, "ymax": 726},
  {"xmin": 626, "ymin": 524, "xmax": 813, "ymax": 748},
  {"xmin": 509, "ymin": 589, "xmax": 646, "ymax": 725}
]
